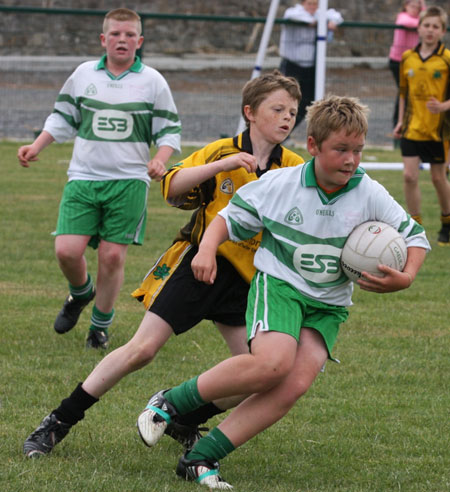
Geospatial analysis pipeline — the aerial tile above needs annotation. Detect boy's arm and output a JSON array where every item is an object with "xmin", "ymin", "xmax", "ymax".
[
  {"xmin": 17, "ymin": 130, "xmax": 55, "ymax": 168},
  {"xmin": 191, "ymin": 215, "xmax": 230, "ymax": 285},
  {"xmin": 357, "ymin": 246, "xmax": 427, "ymax": 293},
  {"xmin": 393, "ymin": 95, "xmax": 405, "ymax": 139},
  {"xmin": 167, "ymin": 153, "xmax": 257, "ymax": 198}
]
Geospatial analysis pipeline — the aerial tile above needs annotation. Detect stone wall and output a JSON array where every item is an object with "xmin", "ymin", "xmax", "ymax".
[{"xmin": 0, "ymin": 0, "xmax": 449, "ymax": 56}]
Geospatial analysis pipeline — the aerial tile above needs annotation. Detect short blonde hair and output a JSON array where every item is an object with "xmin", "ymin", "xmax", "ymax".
[
  {"xmin": 241, "ymin": 70, "xmax": 301, "ymax": 127},
  {"xmin": 103, "ymin": 8, "xmax": 142, "ymax": 35},
  {"xmin": 419, "ymin": 6, "xmax": 448, "ymax": 30},
  {"xmin": 306, "ymin": 95, "xmax": 369, "ymax": 148}
]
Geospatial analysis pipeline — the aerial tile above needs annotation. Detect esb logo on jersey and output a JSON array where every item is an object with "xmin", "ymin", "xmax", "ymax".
[
  {"xmin": 293, "ymin": 243, "xmax": 342, "ymax": 284},
  {"xmin": 93, "ymin": 110, "xmax": 133, "ymax": 140}
]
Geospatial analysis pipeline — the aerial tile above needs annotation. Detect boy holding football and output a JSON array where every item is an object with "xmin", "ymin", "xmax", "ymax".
[
  {"xmin": 138, "ymin": 95, "xmax": 430, "ymax": 490},
  {"xmin": 23, "ymin": 71, "xmax": 304, "ymax": 458},
  {"xmin": 393, "ymin": 5, "xmax": 450, "ymax": 245}
]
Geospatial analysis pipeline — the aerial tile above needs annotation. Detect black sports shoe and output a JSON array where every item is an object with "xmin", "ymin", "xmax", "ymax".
[
  {"xmin": 54, "ymin": 288, "xmax": 96, "ymax": 334},
  {"xmin": 23, "ymin": 413, "xmax": 71, "ymax": 458},
  {"xmin": 165, "ymin": 420, "xmax": 207, "ymax": 450},
  {"xmin": 85, "ymin": 329, "xmax": 109, "ymax": 349},
  {"xmin": 176, "ymin": 452, "xmax": 233, "ymax": 489},
  {"xmin": 137, "ymin": 389, "xmax": 179, "ymax": 447},
  {"xmin": 437, "ymin": 224, "xmax": 450, "ymax": 246}
]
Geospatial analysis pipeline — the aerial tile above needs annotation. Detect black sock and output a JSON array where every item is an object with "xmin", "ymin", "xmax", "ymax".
[
  {"xmin": 177, "ymin": 402, "xmax": 225, "ymax": 427},
  {"xmin": 52, "ymin": 382, "xmax": 99, "ymax": 426}
]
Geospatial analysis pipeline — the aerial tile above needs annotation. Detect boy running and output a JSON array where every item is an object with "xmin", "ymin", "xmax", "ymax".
[
  {"xmin": 137, "ymin": 95, "xmax": 430, "ymax": 490},
  {"xmin": 22, "ymin": 71, "xmax": 304, "ymax": 458},
  {"xmin": 17, "ymin": 8, "xmax": 181, "ymax": 348}
]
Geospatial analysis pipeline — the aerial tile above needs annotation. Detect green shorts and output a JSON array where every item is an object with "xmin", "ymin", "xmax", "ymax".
[
  {"xmin": 246, "ymin": 272, "xmax": 349, "ymax": 360},
  {"xmin": 56, "ymin": 179, "xmax": 148, "ymax": 249}
]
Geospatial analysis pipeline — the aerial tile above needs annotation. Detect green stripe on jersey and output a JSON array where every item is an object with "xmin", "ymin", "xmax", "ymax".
[
  {"xmin": 262, "ymin": 217, "xmax": 348, "ymax": 249},
  {"xmin": 53, "ymin": 109, "xmax": 79, "ymax": 130},
  {"xmin": 231, "ymin": 193, "xmax": 260, "ymax": 220},
  {"xmin": 229, "ymin": 216, "xmax": 260, "ymax": 241}
]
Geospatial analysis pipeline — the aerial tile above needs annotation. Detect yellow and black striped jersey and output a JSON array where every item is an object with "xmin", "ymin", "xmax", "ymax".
[
  {"xmin": 160, "ymin": 130, "xmax": 304, "ymax": 283},
  {"xmin": 399, "ymin": 42, "xmax": 450, "ymax": 141}
]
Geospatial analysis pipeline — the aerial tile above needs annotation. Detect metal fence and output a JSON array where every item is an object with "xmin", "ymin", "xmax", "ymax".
[{"xmin": 1, "ymin": 6, "xmax": 449, "ymax": 147}]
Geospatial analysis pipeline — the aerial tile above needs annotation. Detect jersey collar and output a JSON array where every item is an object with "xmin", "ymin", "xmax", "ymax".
[
  {"xmin": 301, "ymin": 158, "xmax": 366, "ymax": 204},
  {"xmin": 414, "ymin": 41, "xmax": 445, "ymax": 57},
  {"xmin": 233, "ymin": 129, "xmax": 283, "ymax": 177},
  {"xmin": 95, "ymin": 55, "xmax": 144, "ymax": 80}
]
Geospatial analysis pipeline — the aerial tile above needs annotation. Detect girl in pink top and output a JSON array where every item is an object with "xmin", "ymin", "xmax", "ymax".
[{"xmin": 388, "ymin": 0, "xmax": 426, "ymax": 127}]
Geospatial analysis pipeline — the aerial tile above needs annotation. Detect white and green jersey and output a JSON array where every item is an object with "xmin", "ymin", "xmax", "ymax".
[
  {"xmin": 43, "ymin": 56, "xmax": 181, "ymax": 184},
  {"xmin": 219, "ymin": 159, "xmax": 430, "ymax": 307}
]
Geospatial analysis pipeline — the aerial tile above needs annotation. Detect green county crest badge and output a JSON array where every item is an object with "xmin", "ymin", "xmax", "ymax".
[
  {"xmin": 285, "ymin": 207, "xmax": 303, "ymax": 225},
  {"xmin": 85, "ymin": 83, "xmax": 97, "ymax": 96}
]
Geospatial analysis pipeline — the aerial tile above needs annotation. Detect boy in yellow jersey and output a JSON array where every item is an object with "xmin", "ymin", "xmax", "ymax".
[
  {"xmin": 23, "ymin": 70, "xmax": 304, "ymax": 458},
  {"xmin": 393, "ymin": 5, "xmax": 450, "ymax": 245}
]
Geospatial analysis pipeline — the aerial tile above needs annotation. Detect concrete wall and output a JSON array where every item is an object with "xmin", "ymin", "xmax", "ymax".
[{"xmin": 1, "ymin": 0, "xmax": 448, "ymax": 57}]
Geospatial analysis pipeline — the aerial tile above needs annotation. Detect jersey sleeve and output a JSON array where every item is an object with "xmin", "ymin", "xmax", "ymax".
[
  {"xmin": 398, "ymin": 50, "xmax": 412, "ymax": 97},
  {"xmin": 151, "ymin": 73, "xmax": 181, "ymax": 153},
  {"xmin": 284, "ymin": 5, "xmax": 314, "ymax": 23},
  {"xmin": 370, "ymin": 179, "xmax": 430, "ymax": 251},
  {"xmin": 326, "ymin": 8, "xmax": 344, "ymax": 25},
  {"xmin": 43, "ymin": 72, "xmax": 79, "ymax": 142},
  {"xmin": 396, "ymin": 12, "xmax": 420, "ymax": 29},
  {"xmin": 160, "ymin": 144, "xmax": 216, "ymax": 209},
  {"xmin": 219, "ymin": 178, "xmax": 266, "ymax": 242}
]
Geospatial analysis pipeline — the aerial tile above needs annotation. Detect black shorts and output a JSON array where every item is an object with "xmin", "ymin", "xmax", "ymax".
[
  {"xmin": 149, "ymin": 246, "xmax": 249, "ymax": 335},
  {"xmin": 400, "ymin": 138, "xmax": 447, "ymax": 164}
]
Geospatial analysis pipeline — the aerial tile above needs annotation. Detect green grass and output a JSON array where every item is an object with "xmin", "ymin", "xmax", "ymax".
[{"xmin": 1, "ymin": 141, "xmax": 449, "ymax": 492}]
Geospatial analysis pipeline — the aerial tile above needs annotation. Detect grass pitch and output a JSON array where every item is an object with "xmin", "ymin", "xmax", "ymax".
[{"xmin": 0, "ymin": 141, "xmax": 449, "ymax": 492}]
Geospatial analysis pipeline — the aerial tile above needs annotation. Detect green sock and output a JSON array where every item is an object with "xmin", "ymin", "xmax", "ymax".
[
  {"xmin": 165, "ymin": 376, "xmax": 206, "ymax": 415},
  {"xmin": 69, "ymin": 273, "xmax": 94, "ymax": 300},
  {"xmin": 89, "ymin": 305, "xmax": 114, "ymax": 333},
  {"xmin": 187, "ymin": 427, "xmax": 235, "ymax": 462}
]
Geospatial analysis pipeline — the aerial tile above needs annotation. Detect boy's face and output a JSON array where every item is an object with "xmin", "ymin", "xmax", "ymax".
[
  {"xmin": 101, "ymin": 19, "xmax": 143, "ymax": 68},
  {"xmin": 245, "ymin": 89, "xmax": 297, "ymax": 145},
  {"xmin": 418, "ymin": 16, "xmax": 446, "ymax": 48},
  {"xmin": 307, "ymin": 129, "xmax": 365, "ymax": 190}
]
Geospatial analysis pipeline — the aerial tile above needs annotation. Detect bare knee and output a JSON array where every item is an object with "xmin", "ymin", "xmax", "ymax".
[
  {"xmin": 121, "ymin": 339, "xmax": 160, "ymax": 372},
  {"xmin": 288, "ymin": 378, "xmax": 311, "ymax": 402},
  {"xmin": 252, "ymin": 356, "xmax": 293, "ymax": 392},
  {"xmin": 100, "ymin": 248, "xmax": 126, "ymax": 272},
  {"xmin": 430, "ymin": 172, "xmax": 445, "ymax": 188},
  {"xmin": 403, "ymin": 171, "xmax": 418, "ymax": 186},
  {"xmin": 55, "ymin": 243, "xmax": 82, "ymax": 266}
]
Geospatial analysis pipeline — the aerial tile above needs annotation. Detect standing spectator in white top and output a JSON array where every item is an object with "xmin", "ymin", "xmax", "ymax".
[
  {"xmin": 279, "ymin": 0, "xmax": 343, "ymax": 129},
  {"xmin": 17, "ymin": 8, "xmax": 181, "ymax": 349}
]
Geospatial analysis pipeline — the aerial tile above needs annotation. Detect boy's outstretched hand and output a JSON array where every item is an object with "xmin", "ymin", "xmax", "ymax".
[{"xmin": 357, "ymin": 264, "xmax": 412, "ymax": 293}]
